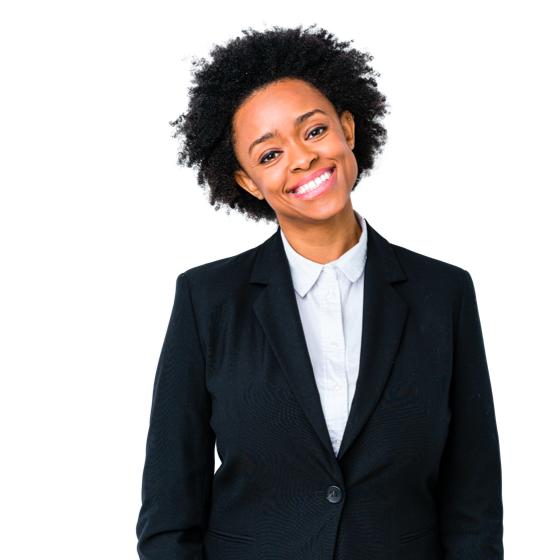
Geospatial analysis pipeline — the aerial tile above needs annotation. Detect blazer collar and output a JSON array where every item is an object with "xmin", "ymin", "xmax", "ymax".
[{"xmin": 250, "ymin": 218, "xmax": 408, "ymax": 461}]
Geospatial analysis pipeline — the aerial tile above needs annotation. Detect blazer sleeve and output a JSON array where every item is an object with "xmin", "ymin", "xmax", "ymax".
[
  {"xmin": 136, "ymin": 272, "xmax": 215, "ymax": 560},
  {"xmin": 436, "ymin": 270, "xmax": 504, "ymax": 559}
]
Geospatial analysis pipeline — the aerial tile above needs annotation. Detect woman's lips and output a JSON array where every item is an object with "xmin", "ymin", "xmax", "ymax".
[
  {"xmin": 288, "ymin": 166, "xmax": 333, "ymax": 193},
  {"xmin": 290, "ymin": 168, "xmax": 336, "ymax": 200}
]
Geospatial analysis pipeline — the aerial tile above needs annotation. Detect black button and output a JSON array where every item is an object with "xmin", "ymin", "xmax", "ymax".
[{"xmin": 326, "ymin": 485, "xmax": 343, "ymax": 503}]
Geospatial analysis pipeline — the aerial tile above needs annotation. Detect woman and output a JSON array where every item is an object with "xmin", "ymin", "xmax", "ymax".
[{"xmin": 136, "ymin": 26, "xmax": 503, "ymax": 559}]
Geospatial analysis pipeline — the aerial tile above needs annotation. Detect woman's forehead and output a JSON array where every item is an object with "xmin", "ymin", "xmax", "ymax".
[{"xmin": 233, "ymin": 79, "xmax": 336, "ymax": 141}]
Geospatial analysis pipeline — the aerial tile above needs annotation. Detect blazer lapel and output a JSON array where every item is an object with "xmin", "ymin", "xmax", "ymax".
[{"xmin": 250, "ymin": 222, "xmax": 408, "ymax": 462}]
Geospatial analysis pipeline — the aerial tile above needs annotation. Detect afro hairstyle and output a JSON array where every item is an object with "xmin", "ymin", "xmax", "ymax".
[{"xmin": 170, "ymin": 25, "xmax": 389, "ymax": 224}]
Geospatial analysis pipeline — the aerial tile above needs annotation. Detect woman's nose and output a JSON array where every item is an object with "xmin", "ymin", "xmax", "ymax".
[{"xmin": 288, "ymin": 141, "xmax": 318, "ymax": 172}]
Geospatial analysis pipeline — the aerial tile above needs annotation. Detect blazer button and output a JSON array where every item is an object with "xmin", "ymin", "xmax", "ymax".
[{"xmin": 326, "ymin": 486, "xmax": 343, "ymax": 503}]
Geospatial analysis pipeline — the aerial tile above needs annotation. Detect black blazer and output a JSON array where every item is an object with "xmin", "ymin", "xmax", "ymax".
[{"xmin": 136, "ymin": 222, "xmax": 503, "ymax": 559}]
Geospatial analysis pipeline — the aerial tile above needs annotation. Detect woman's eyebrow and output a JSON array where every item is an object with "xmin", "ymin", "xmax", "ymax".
[{"xmin": 248, "ymin": 109, "xmax": 328, "ymax": 156}]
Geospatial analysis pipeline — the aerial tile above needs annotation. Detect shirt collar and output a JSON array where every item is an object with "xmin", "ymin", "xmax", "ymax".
[{"xmin": 280, "ymin": 210, "xmax": 368, "ymax": 297}]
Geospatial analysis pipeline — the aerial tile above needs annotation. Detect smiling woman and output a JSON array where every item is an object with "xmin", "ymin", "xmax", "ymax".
[
  {"xmin": 232, "ymin": 79, "xmax": 362, "ymax": 261},
  {"xmin": 136, "ymin": 26, "xmax": 504, "ymax": 560},
  {"xmin": 164, "ymin": 20, "xmax": 398, "ymax": 236}
]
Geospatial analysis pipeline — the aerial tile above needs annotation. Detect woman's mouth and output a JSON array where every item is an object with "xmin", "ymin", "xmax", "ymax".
[{"xmin": 289, "ymin": 168, "xmax": 335, "ymax": 200}]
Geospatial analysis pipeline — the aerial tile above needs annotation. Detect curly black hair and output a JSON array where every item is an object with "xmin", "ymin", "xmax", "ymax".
[{"xmin": 170, "ymin": 25, "xmax": 389, "ymax": 224}]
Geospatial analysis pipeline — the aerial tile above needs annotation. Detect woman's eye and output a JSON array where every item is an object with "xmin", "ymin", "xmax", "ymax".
[
  {"xmin": 260, "ymin": 151, "xmax": 280, "ymax": 164},
  {"xmin": 308, "ymin": 126, "xmax": 327, "ymax": 139}
]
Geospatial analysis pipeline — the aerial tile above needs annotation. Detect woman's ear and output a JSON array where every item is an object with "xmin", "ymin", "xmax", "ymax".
[
  {"xmin": 234, "ymin": 170, "xmax": 265, "ymax": 200},
  {"xmin": 340, "ymin": 110, "xmax": 355, "ymax": 150}
]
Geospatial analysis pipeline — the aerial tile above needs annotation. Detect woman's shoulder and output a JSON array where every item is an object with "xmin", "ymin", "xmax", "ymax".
[
  {"xmin": 367, "ymin": 223, "xmax": 468, "ymax": 295},
  {"xmin": 176, "ymin": 241, "xmax": 265, "ymax": 306}
]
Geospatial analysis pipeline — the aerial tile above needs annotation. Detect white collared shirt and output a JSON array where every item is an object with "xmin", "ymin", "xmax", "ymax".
[{"xmin": 280, "ymin": 210, "xmax": 368, "ymax": 456}]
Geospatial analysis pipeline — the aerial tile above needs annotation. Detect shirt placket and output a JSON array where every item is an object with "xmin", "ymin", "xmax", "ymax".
[{"xmin": 319, "ymin": 265, "xmax": 348, "ymax": 456}]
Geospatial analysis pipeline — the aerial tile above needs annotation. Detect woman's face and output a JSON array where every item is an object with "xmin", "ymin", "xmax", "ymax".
[{"xmin": 232, "ymin": 79, "xmax": 358, "ymax": 226}]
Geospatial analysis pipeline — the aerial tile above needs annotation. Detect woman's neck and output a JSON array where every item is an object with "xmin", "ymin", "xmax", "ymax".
[{"xmin": 280, "ymin": 205, "xmax": 362, "ymax": 264}]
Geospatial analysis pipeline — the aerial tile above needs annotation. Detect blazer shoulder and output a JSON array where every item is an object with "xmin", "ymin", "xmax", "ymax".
[
  {"xmin": 390, "ymin": 242, "xmax": 469, "ymax": 300},
  {"xmin": 176, "ymin": 241, "xmax": 264, "ymax": 304}
]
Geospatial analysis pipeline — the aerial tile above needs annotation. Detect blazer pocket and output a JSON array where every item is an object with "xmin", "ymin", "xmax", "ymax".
[
  {"xmin": 400, "ymin": 522, "xmax": 439, "ymax": 544},
  {"xmin": 203, "ymin": 529, "xmax": 256, "ymax": 560},
  {"xmin": 205, "ymin": 528, "xmax": 256, "ymax": 545}
]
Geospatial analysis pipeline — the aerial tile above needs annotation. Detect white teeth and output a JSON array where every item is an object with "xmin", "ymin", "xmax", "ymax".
[{"xmin": 293, "ymin": 170, "xmax": 332, "ymax": 194}]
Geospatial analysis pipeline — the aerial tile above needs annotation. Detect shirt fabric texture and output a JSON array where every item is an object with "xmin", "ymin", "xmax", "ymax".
[{"xmin": 280, "ymin": 209, "xmax": 368, "ymax": 456}]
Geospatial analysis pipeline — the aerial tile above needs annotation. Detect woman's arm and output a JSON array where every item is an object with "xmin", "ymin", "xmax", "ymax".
[
  {"xmin": 136, "ymin": 272, "xmax": 215, "ymax": 560},
  {"xmin": 436, "ymin": 270, "xmax": 504, "ymax": 558}
]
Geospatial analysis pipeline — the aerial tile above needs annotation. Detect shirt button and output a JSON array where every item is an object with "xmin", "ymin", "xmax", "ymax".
[
  {"xmin": 323, "ymin": 268, "xmax": 331, "ymax": 275},
  {"xmin": 326, "ymin": 290, "xmax": 333, "ymax": 298},
  {"xmin": 329, "ymin": 342, "xmax": 338, "ymax": 349},
  {"xmin": 332, "ymin": 383, "xmax": 341, "ymax": 390}
]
